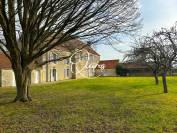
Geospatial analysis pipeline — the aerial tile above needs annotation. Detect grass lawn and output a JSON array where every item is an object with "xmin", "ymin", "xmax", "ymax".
[{"xmin": 0, "ymin": 77, "xmax": 177, "ymax": 133}]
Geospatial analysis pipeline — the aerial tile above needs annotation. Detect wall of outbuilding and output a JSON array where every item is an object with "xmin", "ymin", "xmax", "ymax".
[{"xmin": 0, "ymin": 69, "xmax": 15, "ymax": 87}]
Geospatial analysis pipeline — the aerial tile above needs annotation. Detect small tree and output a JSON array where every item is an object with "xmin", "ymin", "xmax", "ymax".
[
  {"xmin": 126, "ymin": 23, "xmax": 177, "ymax": 93},
  {"xmin": 126, "ymin": 37, "xmax": 161, "ymax": 85},
  {"xmin": 151, "ymin": 26, "xmax": 177, "ymax": 93}
]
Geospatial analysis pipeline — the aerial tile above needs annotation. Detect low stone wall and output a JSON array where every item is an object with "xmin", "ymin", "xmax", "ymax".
[{"xmin": 102, "ymin": 69, "xmax": 117, "ymax": 77}]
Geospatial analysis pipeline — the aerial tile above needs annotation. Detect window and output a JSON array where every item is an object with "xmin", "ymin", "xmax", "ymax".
[
  {"xmin": 49, "ymin": 52, "xmax": 59, "ymax": 64},
  {"xmin": 65, "ymin": 58, "xmax": 70, "ymax": 64},
  {"xmin": 75, "ymin": 53, "xmax": 80, "ymax": 62},
  {"xmin": 67, "ymin": 69, "xmax": 70, "ymax": 77},
  {"xmin": 53, "ymin": 53, "xmax": 58, "ymax": 64},
  {"xmin": 64, "ymin": 69, "xmax": 70, "ymax": 78},
  {"xmin": 83, "ymin": 53, "xmax": 88, "ymax": 61},
  {"xmin": 50, "ymin": 68, "xmax": 57, "ymax": 81},
  {"xmin": 80, "ymin": 52, "xmax": 86, "ymax": 61},
  {"xmin": 52, "ymin": 68, "xmax": 57, "ymax": 81},
  {"xmin": 90, "ymin": 55, "xmax": 94, "ymax": 61},
  {"xmin": 34, "ymin": 70, "xmax": 40, "ymax": 83}
]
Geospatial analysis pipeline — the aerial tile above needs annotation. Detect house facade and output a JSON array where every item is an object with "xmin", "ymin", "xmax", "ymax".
[{"xmin": 0, "ymin": 40, "xmax": 100, "ymax": 87}]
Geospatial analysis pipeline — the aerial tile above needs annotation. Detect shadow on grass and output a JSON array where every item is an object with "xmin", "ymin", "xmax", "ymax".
[
  {"xmin": 0, "ymin": 101, "xmax": 14, "ymax": 106},
  {"xmin": 0, "ymin": 94, "xmax": 15, "ymax": 106},
  {"xmin": 134, "ymin": 92, "xmax": 164, "ymax": 99}
]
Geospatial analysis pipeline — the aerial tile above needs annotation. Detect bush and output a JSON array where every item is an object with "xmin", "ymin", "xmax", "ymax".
[{"xmin": 116, "ymin": 65, "xmax": 129, "ymax": 76}]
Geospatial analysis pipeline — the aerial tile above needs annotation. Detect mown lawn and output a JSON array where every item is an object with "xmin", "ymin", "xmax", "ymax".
[{"xmin": 0, "ymin": 77, "xmax": 177, "ymax": 133}]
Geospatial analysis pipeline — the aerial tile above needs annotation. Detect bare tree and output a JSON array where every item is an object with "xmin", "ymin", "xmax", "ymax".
[
  {"xmin": 151, "ymin": 26, "xmax": 177, "ymax": 93},
  {"xmin": 0, "ymin": 0, "xmax": 141, "ymax": 102},
  {"xmin": 125, "ymin": 37, "xmax": 161, "ymax": 85},
  {"xmin": 126, "ymin": 23, "xmax": 177, "ymax": 93}
]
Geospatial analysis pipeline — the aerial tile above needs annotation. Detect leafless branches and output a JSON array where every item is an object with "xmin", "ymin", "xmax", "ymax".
[
  {"xmin": 0, "ymin": 0, "xmax": 141, "ymax": 67},
  {"xmin": 126, "ymin": 23, "xmax": 177, "ymax": 92},
  {"xmin": 0, "ymin": 0, "xmax": 141, "ymax": 101}
]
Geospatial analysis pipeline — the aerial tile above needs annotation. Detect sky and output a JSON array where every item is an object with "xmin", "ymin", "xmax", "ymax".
[{"xmin": 96, "ymin": 0, "xmax": 177, "ymax": 61}]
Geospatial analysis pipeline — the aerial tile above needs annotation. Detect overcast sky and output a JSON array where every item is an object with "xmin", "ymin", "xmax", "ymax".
[{"xmin": 96, "ymin": 0, "xmax": 177, "ymax": 61}]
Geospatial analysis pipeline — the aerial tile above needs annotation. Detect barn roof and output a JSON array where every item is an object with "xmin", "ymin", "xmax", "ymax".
[
  {"xmin": 98, "ymin": 60, "xmax": 119, "ymax": 69},
  {"xmin": 0, "ymin": 53, "xmax": 12, "ymax": 69}
]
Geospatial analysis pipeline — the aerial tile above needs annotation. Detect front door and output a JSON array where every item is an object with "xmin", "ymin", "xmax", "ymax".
[
  {"xmin": 50, "ymin": 68, "xmax": 57, "ymax": 81},
  {"xmin": 53, "ymin": 69, "xmax": 57, "ymax": 81}
]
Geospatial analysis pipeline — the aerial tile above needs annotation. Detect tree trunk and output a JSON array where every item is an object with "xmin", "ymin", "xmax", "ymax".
[
  {"xmin": 162, "ymin": 72, "xmax": 168, "ymax": 93},
  {"xmin": 13, "ymin": 67, "xmax": 32, "ymax": 102},
  {"xmin": 153, "ymin": 71, "xmax": 159, "ymax": 85},
  {"xmin": 154, "ymin": 74, "xmax": 159, "ymax": 85}
]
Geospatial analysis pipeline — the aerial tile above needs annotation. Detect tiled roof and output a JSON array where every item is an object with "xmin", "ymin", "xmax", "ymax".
[
  {"xmin": 0, "ymin": 53, "xmax": 12, "ymax": 69},
  {"xmin": 120, "ymin": 63, "xmax": 148, "ymax": 69},
  {"xmin": 55, "ymin": 39, "xmax": 100, "ymax": 56},
  {"xmin": 98, "ymin": 60, "xmax": 119, "ymax": 69}
]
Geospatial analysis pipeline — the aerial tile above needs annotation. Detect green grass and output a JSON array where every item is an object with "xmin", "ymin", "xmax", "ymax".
[{"xmin": 0, "ymin": 77, "xmax": 177, "ymax": 133}]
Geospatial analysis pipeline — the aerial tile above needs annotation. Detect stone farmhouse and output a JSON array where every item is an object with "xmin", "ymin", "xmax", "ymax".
[{"xmin": 0, "ymin": 39, "xmax": 100, "ymax": 87}]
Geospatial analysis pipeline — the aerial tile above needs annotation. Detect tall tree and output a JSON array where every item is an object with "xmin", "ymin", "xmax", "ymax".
[{"xmin": 0, "ymin": 0, "xmax": 141, "ymax": 102}]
